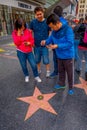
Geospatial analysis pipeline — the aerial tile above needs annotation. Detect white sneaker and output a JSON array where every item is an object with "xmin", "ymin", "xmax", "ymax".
[
  {"xmin": 46, "ymin": 71, "xmax": 50, "ymax": 77},
  {"xmin": 25, "ymin": 76, "xmax": 29, "ymax": 82},
  {"xmin": 35, "ymin": 76, "xmax": 42, "ymax": 82}
]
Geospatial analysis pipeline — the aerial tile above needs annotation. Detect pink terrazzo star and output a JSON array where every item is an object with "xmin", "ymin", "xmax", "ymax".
[
  {"xmin": 74, "ymin": 77, "xmax": 87, "ymax": 94},
  {"xmin": 17, "ymin": 87, "xmax": 57, "ymax": 121}
]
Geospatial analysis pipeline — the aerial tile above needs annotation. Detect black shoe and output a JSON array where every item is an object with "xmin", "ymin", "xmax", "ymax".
[
  {"xmin": 85, "ymin": 72, "xmax": 87, "ymax": 81},
  {"xmin": 75, "ymin": 69, "xmax": 80, "ymax": 74}
]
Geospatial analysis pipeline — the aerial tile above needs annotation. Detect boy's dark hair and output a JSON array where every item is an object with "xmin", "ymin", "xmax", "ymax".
[
  {"xmin": 14, "ymin": 18, "xmax": 26, "ymax": 30},
  {"xmin": 46, "ymin": 13, "xmax": 60, "ymax": 25},
  {"xmin": 34, "ymin": 6, "xmax": 44, "ymax": 14},
  {"xmin": 53, "ymin": 5, "xmax": 63, "ymax": 17}
]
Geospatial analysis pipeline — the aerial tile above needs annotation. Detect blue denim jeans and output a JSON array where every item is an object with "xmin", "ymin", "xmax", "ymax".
[
  {"xmin": 53, "ymin": 50, "xmax": 58, "ymax": 74},
  {"xmin": 34, "ymin": 47, "xmax": 49, "ymax": 64},
  {"xmin": 76, "ymin": 49, "xmax": 87, "ymax": 72},
  {"xmin": 17, "ymin": 50, "xmax": 38, "ymax": 77},
  {"xmin": 74, "ymin": 39, "xmax": 80, "ymax": 60}
]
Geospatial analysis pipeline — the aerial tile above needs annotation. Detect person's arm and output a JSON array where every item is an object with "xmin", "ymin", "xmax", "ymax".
[
  {"xmin": 28, "ymin": 30, "xmax": 34, "ymax": 47},
  {"xmin": 41, "ymin": 33, "xmax": 58, "ymax": 49},
  {"xmin": 12, "ymin": 30, "xmax": 22, "ymax": 47},
  {"xmin": 40, "ymin": 34, "xmax": 53, "ymax": 46},
  {"xmin": 57, "ymin": 26, "xmax": 74, "ymax": 50},
  {"xmin": 46, "ymin": 44, "xmax": 58, "ymax": 49},
  {"xmin": 23, "ymin": 29, "xmax": 34, "ymax": 47}
]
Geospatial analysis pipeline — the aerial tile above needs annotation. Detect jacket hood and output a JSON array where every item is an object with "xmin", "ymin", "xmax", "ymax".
[{"xmin": 59, "ymin": 17, "xmax": 68, "ymax": 28}]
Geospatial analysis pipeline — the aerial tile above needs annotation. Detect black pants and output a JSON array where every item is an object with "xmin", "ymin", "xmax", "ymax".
[{"xmin": 58, "ymin": 58, "xmax": 74, "ymax": 89}]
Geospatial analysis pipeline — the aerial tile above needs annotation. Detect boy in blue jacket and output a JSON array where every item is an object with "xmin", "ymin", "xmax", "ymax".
[{"xmin": 41, "ymin": 14, "xmax": 74, "ymax": 95}]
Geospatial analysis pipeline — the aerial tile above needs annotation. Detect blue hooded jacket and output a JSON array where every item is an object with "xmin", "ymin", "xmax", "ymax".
[{"xmin": 46, "ymin": 17, "xmax": 74, "ymax": 59}]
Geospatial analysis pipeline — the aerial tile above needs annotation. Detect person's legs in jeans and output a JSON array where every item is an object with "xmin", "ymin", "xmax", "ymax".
[
  {"xmin": 58, "ymin": 59, "xmax": 66, "ymax": 86},
  {"xmin": 50, "ymin": 50, "xmax": 58, "ymax": 77},
  {"xmin": 27, "ymin": 52, "xmax": 39, "ymax": 77},
  {"xmin": 27, "ymin": 52, "xmax": 42, "ymax": 82},
  {"xmin": 53, "ymin": 50, "xmax": 58, "ymax": 74},
  {"xmin": 75, "ymin": 49, "xmax": 83, "ymax": 72},
  {"xmin": 83, "ymin": 50, "xmax": 87, "ymax": 72},
  {"xmin": 17, "ymin": 50, "xmax": 29, "ymax": 76},
  {"xmin": 65, "ymin": 59, "xmax": 74, "ymax": 90},
  {"xmin": 54, "ymin": 59, "xmax": 66, "ymax": 89},
  {"xmin": 42, "ymin": 47, "xmax": 50, "ymax": 77},
  {"xmin": 83, "ymin": 50, "xmax": 87, "ymax": 80},
  {"xmin": 65, "ymin": 59, "xmax": 74, "ymax": 95},
  {"xmin": 34, "ymin": 47, "xmax": 41, "ymax": 73},
  {"xmin": 74, "ymin": 39, "xmax": 80, "ymax": 61}
]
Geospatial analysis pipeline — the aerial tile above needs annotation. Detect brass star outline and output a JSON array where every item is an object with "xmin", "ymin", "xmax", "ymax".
[
  {"xmin": 17, "ymin": 87, "xmax": 57, "ymax": 121},
  {"xmin": 74, "ymin": 77, "xmax": 87, "ymax": 95}
]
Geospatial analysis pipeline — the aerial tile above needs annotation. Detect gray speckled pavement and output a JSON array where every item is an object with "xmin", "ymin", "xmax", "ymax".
[{"xmin": 0, "ymin": 40, "xmax": 87, "ymax": 130}]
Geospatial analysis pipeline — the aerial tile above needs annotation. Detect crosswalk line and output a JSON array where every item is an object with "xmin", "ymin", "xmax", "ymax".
[
  {"xmin": 0, "ymin": 48, "xmax": 5, "ymax": 52},
  {"xmin": 8, "ymin": 43, "xmax": 15, "ymax": 46}
]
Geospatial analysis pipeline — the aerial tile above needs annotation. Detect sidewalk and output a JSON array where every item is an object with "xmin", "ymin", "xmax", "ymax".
[
  {"xmin": 0, "ymin": 35, "xmax": 12, "ymax": 44},
  {"xmin": 0, "ymin": 39, "xmax": 87, "ymax": 130}
]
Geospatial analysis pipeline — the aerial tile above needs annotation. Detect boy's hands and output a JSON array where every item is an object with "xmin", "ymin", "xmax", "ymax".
[
  {"xmin": 40, "ymin": 40, "xmax": 46, "ymax": 46},
  {"xmin": 46, "ymin": 44, "xmax": 58, "ymax": 49},
  {"xmin": 24, "ymin": 42, "xmax": 31, "ymax": 46},
  {"xmin": 40, "ymin": 40, "xmax": 58, "ymax": 49}
]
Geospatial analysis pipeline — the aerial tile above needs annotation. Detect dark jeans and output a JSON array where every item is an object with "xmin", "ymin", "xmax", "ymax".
[
  {"xmin": 53, "ymin": 50, "xmax": 58, "ymax": 74},
  {"xmin": 76, "ymin": 49, "xmax": 87, "ymax": 72},
  {"xmin": 17, "ymin": 50, "xmax": 38, "ymax": 77},
  {"xmin": 58, "ymin": 58, "xmax": 74, "ymax": 89},
  {"xmin": 74, "ymin": 39, "xmax": 80, "ymax": 60}
]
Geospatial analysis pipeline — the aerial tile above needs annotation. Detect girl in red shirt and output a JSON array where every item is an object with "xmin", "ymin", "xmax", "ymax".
[{"xmin": 12, "ymin": 18, "xmax": 41, "ymax": 83}]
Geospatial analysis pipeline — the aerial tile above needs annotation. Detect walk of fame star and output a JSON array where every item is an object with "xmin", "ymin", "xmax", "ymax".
[
  {"xmin": 17, "ymin": 87, "xmax": 57, "ymax": 121},
  {"xmin": 74, "ymin": 77, "xmax": 87, "ymax": 94}
]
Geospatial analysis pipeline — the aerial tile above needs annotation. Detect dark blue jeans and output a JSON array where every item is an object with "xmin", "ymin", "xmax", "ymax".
[
  {"xmin": 76, "ymin": 49, "xmax": 87, "ymax": 72},
  {"xmin": 17, "ymin": 50, "xmax": 38, "ymax": 77},
  {"xmin": 53, "ymin": 50, "xmax": 58, "ymax": 74},
  {"xmin": 74, "ymin": 39, "xmax": 80, "ymax": 60}
]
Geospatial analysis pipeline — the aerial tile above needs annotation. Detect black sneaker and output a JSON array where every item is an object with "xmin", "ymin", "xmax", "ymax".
[{"xmin": 75, "ymin": 69, "xmax": 80, "ymax": 74}]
